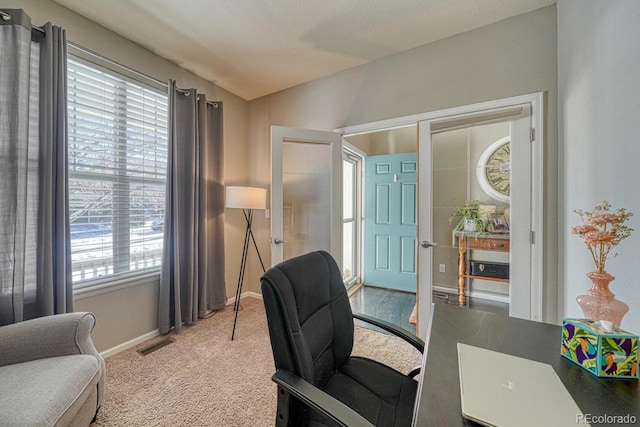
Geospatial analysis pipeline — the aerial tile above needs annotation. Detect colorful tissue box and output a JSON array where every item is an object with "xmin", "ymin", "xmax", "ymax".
[{"xmin": 561, "ymin": 318, "xmax": 639, "ymax": 379}]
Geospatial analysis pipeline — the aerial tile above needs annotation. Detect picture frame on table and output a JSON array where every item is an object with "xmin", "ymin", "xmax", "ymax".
[{"xmin": 487, "ymin": 213, "xmax": 509, "ymax": 233}]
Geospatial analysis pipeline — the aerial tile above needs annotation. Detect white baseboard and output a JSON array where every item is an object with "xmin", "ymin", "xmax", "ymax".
[
  {"xmin": 100, "ymin": 329, "xmax": 160, "ymax": 359},
  {"xmin": 225, "ymin": 291, "xmax": 263, "ymax": 306},
  {"xmin": 432, "ymin": 285, "xmax": 510, "ymax": 304},
  {"xmin": 102, "ymin": 292, "xmax": 264, "ymax": 359},
  {"xmin": 245, "ymin": 291, "xmax": 263, "ymax": 300}
]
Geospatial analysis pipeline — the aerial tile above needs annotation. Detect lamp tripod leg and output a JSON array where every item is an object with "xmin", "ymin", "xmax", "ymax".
[
  {"xmin": 231, "ymin": 209, "xmax": 253, "ymax": 340},
  {"xmin": 243, "ymin": 209, "xmax": 266, "ymax": 273}
]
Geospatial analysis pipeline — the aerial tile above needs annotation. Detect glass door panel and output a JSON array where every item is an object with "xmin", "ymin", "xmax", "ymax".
[{"xmin": 282, "ymin": 141, "xmax": 332, "ymax": 260}]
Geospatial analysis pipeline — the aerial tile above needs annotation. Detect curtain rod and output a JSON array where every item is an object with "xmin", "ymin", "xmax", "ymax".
[
  {"xmin": 0, "ymin": 10, "xmax": 45, "ymax": 34},
  {"xmin": 174, "ymin": 86, "xmax": 220, "ymax": 107},
  {"xmin": 2, "ymin": 10, "xmax": 219, "ymax": 105},
  {"xmin": 70, "ymin": 43, "xmax": 219, "ymax": 105},
  {"xmin": 69, "ymin": 41, "xmax": 167, "ymax": 89}
]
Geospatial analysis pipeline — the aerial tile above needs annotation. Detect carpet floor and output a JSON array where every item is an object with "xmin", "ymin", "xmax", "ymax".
[{"xmin": 92, "ymin": 297, "xmax": 423, "ymax": 426}]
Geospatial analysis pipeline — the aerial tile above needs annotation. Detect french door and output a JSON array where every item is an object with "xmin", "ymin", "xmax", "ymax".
[
  {"xmin": 418, "ymin": 103, "xmax": 537, "ymax": 336},
  {"xmin": 270, "ymin": 126, "xmax": 342, "ymax": 267},
  {"xmin": 271, "ymin": 93, "xmax": 543, "ymax": 338}
]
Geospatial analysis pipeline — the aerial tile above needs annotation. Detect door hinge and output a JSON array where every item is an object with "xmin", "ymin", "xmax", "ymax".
[
  {"xmin": 530, "ymin": 128, "xmax": 535, "ymax": 142},
  {"xmin": 530, "ymin": 231, "xmax": 535, "ymax": 244}
]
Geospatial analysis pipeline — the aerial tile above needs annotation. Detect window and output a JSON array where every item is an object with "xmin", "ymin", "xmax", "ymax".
[
  {"xmin": 342, "ymin": 149, "xmax": 363, "ymax": 286},
  {"xmin": 67, "ymin": 56, "xmax": 168, "ymax": 287}
]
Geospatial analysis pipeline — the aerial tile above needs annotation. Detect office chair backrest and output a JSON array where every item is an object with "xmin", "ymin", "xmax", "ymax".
[{"xmin": 261, "ymin": 250, "xmax": 354, "ymax": 386}]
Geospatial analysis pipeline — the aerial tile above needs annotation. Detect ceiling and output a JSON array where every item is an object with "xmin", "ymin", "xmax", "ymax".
[{"xmin": 55, "ymin": 0, "xmax": 555, "ymax": 101}]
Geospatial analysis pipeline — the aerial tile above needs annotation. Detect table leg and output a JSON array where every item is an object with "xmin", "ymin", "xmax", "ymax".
[{"xmin": 457, "ymin": 237, "xmax": 466, "ymax": 306}]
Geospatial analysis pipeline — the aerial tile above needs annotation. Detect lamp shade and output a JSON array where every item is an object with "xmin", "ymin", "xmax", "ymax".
[{"xmin": 225, "ymin": 186, "xmax": 267, "ymax": 210}]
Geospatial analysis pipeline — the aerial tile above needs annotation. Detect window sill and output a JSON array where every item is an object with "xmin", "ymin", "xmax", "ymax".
[{"xmin": 73, "ymin": 271, "xmax": 160, "ymax": 300}]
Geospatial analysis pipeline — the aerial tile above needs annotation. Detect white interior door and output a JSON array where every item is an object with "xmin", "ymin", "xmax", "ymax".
[
  {"xmin": 418, "ymin": 103, "xmax": 537, "ymax": 336},
  {"xmin": 270, "ymin": 126, "xmax": 343, "ymax": 266},
  {"xmin": 506, "ymin": 105, "xmax": 533, "ymax": 320}
]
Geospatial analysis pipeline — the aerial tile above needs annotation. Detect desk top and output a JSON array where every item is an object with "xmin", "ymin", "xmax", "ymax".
[{"xmin": 414, "ymin": 304, "xmax": 639, "ymax": 426}]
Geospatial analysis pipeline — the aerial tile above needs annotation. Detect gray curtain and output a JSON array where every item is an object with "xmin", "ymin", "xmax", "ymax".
[
  {"xmin": 159, "ymin": 81, "xmax": 226, "ymax": 334},
  {"xmin": 0, "ymin": 9, "xmax": 72, "ymax": 326}
]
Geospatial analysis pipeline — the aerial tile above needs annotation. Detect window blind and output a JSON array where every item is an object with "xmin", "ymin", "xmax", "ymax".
[{"xmin": 67, "ymin": 57, "xmax": 168, "ymax": 286}]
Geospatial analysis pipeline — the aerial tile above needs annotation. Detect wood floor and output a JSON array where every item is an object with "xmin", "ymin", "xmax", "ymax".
[
  {"xmin": 350, "ymin": 285, "xmax": 418, "ymax": 335},
  {"xmin": 349, "ymin": 285, "xmax": 509, "ymax": 335}
]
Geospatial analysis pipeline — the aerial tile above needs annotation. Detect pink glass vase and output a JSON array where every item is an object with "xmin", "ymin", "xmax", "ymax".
[{"xmin": 576, "ymin": 271, "xmax": 629, "ymax": 327}]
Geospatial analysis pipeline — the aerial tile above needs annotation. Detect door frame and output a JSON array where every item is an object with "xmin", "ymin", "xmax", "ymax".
[
  {"xmin": 270, "ymin": 125, "xmax": 343, "ymax": 267},
  {"xmin": 342, "ymin": 143, "xmax": 366, "ymax": 287},
  {"xmin": 337, "ymin": 92, "xmax": 544, "ymax": 338}
]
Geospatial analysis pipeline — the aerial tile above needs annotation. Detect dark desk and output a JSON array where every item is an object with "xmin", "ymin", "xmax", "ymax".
[{"xmin": 414, "ymin": 304, "xmax": 639, "ymax": 426}]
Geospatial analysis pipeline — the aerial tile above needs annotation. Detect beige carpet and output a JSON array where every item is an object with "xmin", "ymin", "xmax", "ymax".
[{"xmin": 92, "ymin": 298, "xmax": 422, "ymax": 427}]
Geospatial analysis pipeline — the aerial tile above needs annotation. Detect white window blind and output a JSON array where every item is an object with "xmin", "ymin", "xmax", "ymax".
[{"xmin": 67, "ymin": 57, "xmax": 168, "ymax": 286}]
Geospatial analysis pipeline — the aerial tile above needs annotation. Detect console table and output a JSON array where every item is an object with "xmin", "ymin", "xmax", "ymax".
[
  {"xmin": 413, "ymin": 304, "xmax": 639, "ymax": 426},
  {"xmin": 456, "ymin": 232, "xmax": 509, "ymax": 306}
]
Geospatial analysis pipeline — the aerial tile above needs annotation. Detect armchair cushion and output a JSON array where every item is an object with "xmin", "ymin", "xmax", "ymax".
[
  {"xmin": 0, "ymin": 355, "xmax": 101, "ymax": 426},
  {"xmin": 0, "ymin": 312, "xmax": 105, "ymax": 426}
]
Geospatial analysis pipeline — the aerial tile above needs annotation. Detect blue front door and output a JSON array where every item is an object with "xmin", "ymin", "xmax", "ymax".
[{"xmin": 364, "ymin": 153, "xmax": 417, "ymax": 293}]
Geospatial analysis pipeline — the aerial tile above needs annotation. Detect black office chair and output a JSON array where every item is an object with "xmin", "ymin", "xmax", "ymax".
[{"xmin": 261, "ymin": 250, "xmax": 425, "ymax": 427}]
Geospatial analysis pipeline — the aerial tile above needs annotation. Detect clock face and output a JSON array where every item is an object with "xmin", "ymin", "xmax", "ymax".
[
  {"xmin": 485, "ymin": 142, "xmax": 510, "ymax": 196},
  {"xmin": 476, "ymin": 136, "xmax": 510, "ymax": 203}
]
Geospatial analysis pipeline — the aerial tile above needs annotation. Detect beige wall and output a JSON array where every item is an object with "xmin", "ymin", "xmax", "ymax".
[
  {"xmin": 2, "ymin": 0, "xmax": 250, "ymax": 352},
  {"xmin": 247, "ymin": 6, "xmax": 559, "ymax": 322},
  {"xmin": 346, "ymin": 127, "xmax": 417, "ymax": 156},
  {"xmin": 558, "ymin": 0, "xmax": 640, "ymax": 332}
]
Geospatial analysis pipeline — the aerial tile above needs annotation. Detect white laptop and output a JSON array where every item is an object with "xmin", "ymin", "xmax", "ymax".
[{"xmin": 457, "ymin": 343, "xmax": 589, "ymax": 427}]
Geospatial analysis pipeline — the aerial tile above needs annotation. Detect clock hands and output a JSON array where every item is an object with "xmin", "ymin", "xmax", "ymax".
[
  {"xmin": 485, "ymin": 162, "xmax": 511, "ymax": 173},
  {"xmin": 476, "ymin": 137, "xmax": 511, "ymax": 202}
]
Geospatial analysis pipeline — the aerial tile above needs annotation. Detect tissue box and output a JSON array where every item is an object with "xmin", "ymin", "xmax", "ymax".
[{"xmin": 561, "ymin": 318, "xmax": 639, "ymax": 379}]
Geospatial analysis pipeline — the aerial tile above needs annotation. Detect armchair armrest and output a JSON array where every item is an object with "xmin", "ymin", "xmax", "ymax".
[
  {"xmin": 272, "ymin": 369, "xmax": 374, "ymax": 427},
  {"xmin": 353, "ymin": 313, "xmax": 425, "ymax": 353},
  {"xmin": 0, "ymin": 312, "xmax": 100, "ymax": 367}
]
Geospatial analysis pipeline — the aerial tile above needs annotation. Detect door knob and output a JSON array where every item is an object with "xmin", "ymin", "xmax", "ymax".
[
  {"xmin": 420, "ymin": 240, "xmax": 438, "ymax": 249},
  {"xmin": 273, "ymin": 238, "xmax": 288, "ymax": 244}
]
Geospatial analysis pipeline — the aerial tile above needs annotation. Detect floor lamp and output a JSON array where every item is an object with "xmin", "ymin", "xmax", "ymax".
[{"xmin": 226, "ymin": 186, "xmax": 267, "ymax": 340}]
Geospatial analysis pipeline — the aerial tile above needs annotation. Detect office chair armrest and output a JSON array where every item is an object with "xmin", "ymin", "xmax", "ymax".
[
  {"xmin": 352, "ymin": 313, "xmax": 425, "ymax": 353},
  {"xmin": 272, "ymin": 369, "xmax": 375, "ymax": 427}
]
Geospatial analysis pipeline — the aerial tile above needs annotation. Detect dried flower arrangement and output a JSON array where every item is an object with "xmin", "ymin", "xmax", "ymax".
[{"xmin": 572, "ymin": 201, "xmax": 634, "ymax": 272}]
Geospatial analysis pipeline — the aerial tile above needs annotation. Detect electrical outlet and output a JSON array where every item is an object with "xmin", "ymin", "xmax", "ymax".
[
  {"xmin": 439, "ymin": 264, "xmax": 446, "ymax": 273},
  {"xmin": 265, "ymin": 209, "xmax": 270, "ymax": 219}
]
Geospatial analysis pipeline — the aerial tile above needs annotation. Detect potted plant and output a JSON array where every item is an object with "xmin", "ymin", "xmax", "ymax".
[{"xmin": 448, "ymin": 200, "xmax": 484, "ymax": 244}]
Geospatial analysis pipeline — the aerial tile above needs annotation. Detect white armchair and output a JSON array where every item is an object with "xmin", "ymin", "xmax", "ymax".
[{"xmin": 0, "ymin": 312, "xmax": 105, "ymax": 426}]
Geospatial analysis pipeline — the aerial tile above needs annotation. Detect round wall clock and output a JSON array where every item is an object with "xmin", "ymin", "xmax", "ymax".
[{"xmin": 476, "ymin": 136, "xmax": 510, "ymax": 203}]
